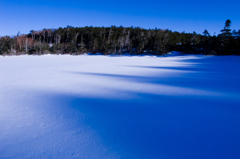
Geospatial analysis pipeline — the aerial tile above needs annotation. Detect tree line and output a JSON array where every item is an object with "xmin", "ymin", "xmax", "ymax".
[{"xmin": 0, "ymin": 19, "xmax": 239, "ymax": 55}]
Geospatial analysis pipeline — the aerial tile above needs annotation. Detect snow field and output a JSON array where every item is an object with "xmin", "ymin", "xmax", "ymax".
[{"xmin": 0, "ymin": 54, "xmax": 240, "ymax": 158}]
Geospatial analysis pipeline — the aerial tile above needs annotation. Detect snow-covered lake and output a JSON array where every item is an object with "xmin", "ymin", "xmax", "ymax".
[{"xmin": 0, "ymin": 54, "xmax": 240, "ymax": 159}]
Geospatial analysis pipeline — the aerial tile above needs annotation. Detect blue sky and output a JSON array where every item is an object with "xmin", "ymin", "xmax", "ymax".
[{"xmin": 1, "ymin": 0, "xmax": 240, "ymax": 36}]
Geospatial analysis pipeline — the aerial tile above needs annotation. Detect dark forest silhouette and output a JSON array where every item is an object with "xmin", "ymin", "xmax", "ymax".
[{"xmin": 0, "ymin": 19, "xmax": 239, "ymax": 55}]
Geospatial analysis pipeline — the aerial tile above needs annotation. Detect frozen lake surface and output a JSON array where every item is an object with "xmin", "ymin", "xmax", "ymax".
[{"xmin": 0, "ymin": 54, "xmax": 240, "ymax": 158}]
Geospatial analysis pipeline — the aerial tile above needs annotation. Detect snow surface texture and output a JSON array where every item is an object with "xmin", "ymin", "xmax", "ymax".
[{"xmin": 0, "ymin": 54, "xmax": 240, "ymax": 159}]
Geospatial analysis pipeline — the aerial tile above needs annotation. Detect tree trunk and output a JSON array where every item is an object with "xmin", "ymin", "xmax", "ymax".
[{"xmin": 26, "ymin": 38, "xmax": 28, "ymax": 53}]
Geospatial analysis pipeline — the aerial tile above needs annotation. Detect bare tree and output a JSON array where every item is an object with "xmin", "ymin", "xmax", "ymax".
[{"xmin": 25, "ymin": 38, "xmax": 28, "ymax": 53}]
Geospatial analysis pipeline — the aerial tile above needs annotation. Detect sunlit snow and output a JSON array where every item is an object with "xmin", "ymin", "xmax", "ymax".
[{"xmin": 0, "ymin": 54, "xmax": 240, "ymax": 158}]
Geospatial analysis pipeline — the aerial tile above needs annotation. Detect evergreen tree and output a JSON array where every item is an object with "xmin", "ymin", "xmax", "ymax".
[
  {"xmin": 220, "ymin": 19, "xmax": 233, "ymax": 54},
  {"xmin": 221, "ymin": 19, "xmax": 232, "ymax": 36},
  {"xmin": 203, "ymin": 29, "xmax": 210, "ymax": 36}
]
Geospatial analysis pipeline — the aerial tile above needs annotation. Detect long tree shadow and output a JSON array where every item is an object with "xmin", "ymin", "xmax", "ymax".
[
  {"xmin": 50, "ymin": 56, "xmax": 240, "ymax": 158},
  {"xmin": 23, "ymin": 55, "xmax": 240, "ymax": 158},
  {"xmin": 44, "ymin": 88, "xmax": 240, "ymax": 159},
  {"xmin": 123, "ymin": 56, "xmax": 240, "ymax": 94},
  {"xmin": 68, "ymin": 67, "xmax": 240, "ymax": 95}
]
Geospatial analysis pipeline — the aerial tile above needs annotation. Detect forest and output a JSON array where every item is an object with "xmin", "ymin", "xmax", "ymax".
[{"xmin": 0, "ymin": 19, "xmax": 239, "ymax": 55}]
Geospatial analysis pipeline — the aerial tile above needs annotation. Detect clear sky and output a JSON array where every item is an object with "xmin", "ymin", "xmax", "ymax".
[{"xmin": 1, "ymin": 0, "xmax": 239, "ymax": 36}]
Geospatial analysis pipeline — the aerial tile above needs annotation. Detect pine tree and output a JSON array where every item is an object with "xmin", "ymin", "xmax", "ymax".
[
  {"xmin": 220, "ymin": 19, "xmax": 233, "ymax": 54},
  {"xmin": 203, "ymin": 30, "xmax": 210, "ymax": 36},
  {"xmin": 221, "ymin": 19, "xmax": 232, "ymax": 37}
]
